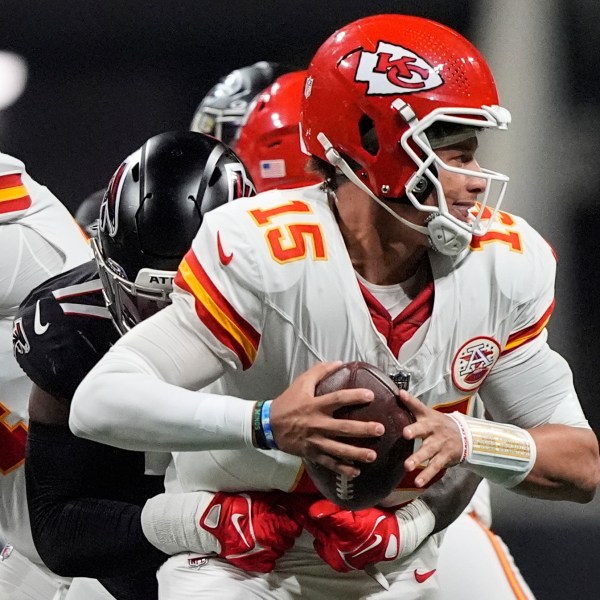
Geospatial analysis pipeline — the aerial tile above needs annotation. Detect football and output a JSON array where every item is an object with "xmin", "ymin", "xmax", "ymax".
[{"xmin": 303, "ymin": 361, "xmax": 415, "ymax": 510}]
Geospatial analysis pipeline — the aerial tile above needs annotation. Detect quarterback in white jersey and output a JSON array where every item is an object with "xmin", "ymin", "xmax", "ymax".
[
  {"xmin": 71, "ymin": 14, "xmax": 599, "ymax": 600},
  {"xmin": 110, "ymin": 182, "xmax": 582, "ymax": 498},
  {"xmin": 233, "ymin": 66, "xmax": 534, "ymax": 598},
  {"xmin": 0, "ymin": 152, "xmax": 113, "ymax": 600}
]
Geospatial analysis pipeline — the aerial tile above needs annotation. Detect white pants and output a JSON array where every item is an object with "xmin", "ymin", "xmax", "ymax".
[
  {"xmin": 437, "ymin": 512, "xmax": 535, "ymax": 599},
  {"xmin": 0, "ymin": 545, "xmax": 115, "ymax": 600},
  {"xmin": 157, "ymin": 531, "xmax": 443, "ymax": 600}
]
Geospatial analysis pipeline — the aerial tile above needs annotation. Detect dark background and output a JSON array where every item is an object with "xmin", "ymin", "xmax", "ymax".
[{"xmin": 2, "ymin": 1, "xmax": 599, "ymax": 598}]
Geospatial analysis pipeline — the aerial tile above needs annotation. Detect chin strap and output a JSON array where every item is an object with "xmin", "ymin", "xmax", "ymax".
[
  {"xmin": 425, "ymin": 214, "xmax": 473, "ymax": 256},
  {"xmin": 316, "ymin": 132, "xmax": 471, "ymax": 256}
]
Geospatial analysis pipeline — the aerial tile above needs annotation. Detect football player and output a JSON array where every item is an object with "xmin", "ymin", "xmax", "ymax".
[
  {"xmin": 71, "ymin": 15, "xmax": 600, "ymax": 599},
  {"xmin": 190, "ymin": 61, "xmax": 293, "ymax": 146},
  {"xmin": 0, "ymin": 152, "xmax": 112, "ymax": 600},
  {"xmin": 235, "ymin": 68, "xmax": 536, "ymax": 599},
  {"xmin": 13, "ymin": 131, "xmax": 257, "ymax": 600},
  {"xmin": 234, "ymin": 70, "xmax": 320, "ymax": 192}
]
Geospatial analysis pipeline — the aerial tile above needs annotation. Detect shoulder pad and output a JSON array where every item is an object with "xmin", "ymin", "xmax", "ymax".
[{"xmin": 14, "ymin": 261, "xmax": 118, "ymax": 400}]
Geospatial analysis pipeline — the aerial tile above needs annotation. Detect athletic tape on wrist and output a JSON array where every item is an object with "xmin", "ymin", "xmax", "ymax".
[
  {"xmin": 141, "ymin": 491, "xmax": 218, "ymax": 555},
  {"xmin": 395, "ymin": 498, "xmax": 436, "ymax": 558},
  {"xmin": 449, "ymin": 412, "xmax": 536, "ymax": 488}
]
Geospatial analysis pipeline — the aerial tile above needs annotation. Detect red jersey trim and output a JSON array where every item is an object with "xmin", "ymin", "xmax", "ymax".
[
  {"xmin": 0, "ymin": 174, "xmax": 31, "ymax": 215},
  {"xmin": 175, "ymin": 249, "xmax": 260, "ymax": 370},
  {"xmin": 502, "ymin": 299, "xmax": 555, "ymax": 355},
  {"xmin": 359, "ymin": 278, "xmax": 434, "ymax": 357}
]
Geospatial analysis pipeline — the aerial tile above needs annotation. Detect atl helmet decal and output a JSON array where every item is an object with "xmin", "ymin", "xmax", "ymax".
[
  {"xmin": 451, "ymin": 336, "xmax": 500, "ymax": 392},
  {"xmin": 99, "ymin": 160, "xmax": 129, "ymax": 237},
  {"xmin": 224, "ymin": 162, "xmax": 256, "ymax": 201},
  {"xmin": 12, "ymin": 317, "xmax": 30, "ymax": 355},
  {"xmin": 355, "ymin": 41, "xmax": 444, "ymax": 96}
]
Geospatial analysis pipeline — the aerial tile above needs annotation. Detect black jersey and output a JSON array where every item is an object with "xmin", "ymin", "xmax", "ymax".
[{"xmin": 15, "ymin": 260, "xmax": 118, "ymax": 400}]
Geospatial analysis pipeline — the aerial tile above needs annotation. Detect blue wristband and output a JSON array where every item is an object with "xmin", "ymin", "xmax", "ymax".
[{"xmin": 260, "ymin": 400, "xmax": 278, "ymax": 449}]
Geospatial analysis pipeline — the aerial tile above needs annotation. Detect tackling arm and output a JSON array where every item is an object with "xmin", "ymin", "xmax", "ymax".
[
  {"xmin": 421, "ymin": 468, "xmax": 482, "ymax": 533},
  {"xmin": 26, "ymin": 385, "xmax": 168, "ymax": 577}
]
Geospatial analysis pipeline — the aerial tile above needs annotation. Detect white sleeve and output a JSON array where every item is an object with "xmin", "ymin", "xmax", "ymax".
[
  {"xmin": 69, "ymin": 302, "xmax": 256, "ymax": 451},
  {"xmin": 479, "ymin": 335, "xmax": 590, "ymax": 429},
  {"xmin": 0, "ymin": 223, "xmax": 64, "ymax": 315}
]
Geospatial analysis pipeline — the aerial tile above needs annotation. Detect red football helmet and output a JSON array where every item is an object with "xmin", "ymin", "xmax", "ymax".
[
  {"xmin": 235, "ymin": 71, "xmax": 321, "ymax": 192},
  {"xmin": 301, "ymin": 14, "xmax": 511, "ymax": 255}
]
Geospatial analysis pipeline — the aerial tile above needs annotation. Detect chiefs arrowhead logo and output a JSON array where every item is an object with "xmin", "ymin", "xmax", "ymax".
[
  {"xmin": 452, "ymin": 336, "xmax": 500, "ymax": 392},
  {"xmin": 355, "ymin": 41, "xmax": 444, "ymax": 95}
]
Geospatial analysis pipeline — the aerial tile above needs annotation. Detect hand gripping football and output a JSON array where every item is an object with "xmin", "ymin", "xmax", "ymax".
[{"xmin": 303, "ymin": 362, "xmax": 415, "ymax": 510}]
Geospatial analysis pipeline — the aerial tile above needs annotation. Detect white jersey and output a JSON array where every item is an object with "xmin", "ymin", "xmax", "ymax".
[
  {"xmin": 0, "ymin": 152, "xmax": 90, "ymax": 562},
  {"xmin": 166, "ymin": 184, "xmax": 580, "ymax": 503}
]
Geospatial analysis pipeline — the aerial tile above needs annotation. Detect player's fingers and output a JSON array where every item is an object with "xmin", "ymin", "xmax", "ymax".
[
  {"xmin": 411, "ymin": 455, "xmax": 446, "ymax": 488},
  {"xmin": 318, "ymin": 414, "xmax": 384, "ymax": 441},
  {"xmin": 312, "ymin": 452, "xmax": 362, "ymax": 477},
  {"xmin": 316, "ymin": 387, "xmax": 375, "ymax": 411},
  {"xmin": 307, "ymin": 498, "xmax": 340, "ymax": 519},
  {"xmin": 404, "ymin": 446, "xmax": 431, "ymax": 472},
  {"xmin": 315, "ymin": 436, "xmax": 378, "ymax": 465},
  {"xmin": 300, "ymin": 361, "xmax": 344, "ymax": 389},
  {"xmin": 398, "ymin": 390, "xmax": 428, "ymax": 416},
  {"xmin": 402, "ymin": 417, "xmax": 435, "ymax": 441}
]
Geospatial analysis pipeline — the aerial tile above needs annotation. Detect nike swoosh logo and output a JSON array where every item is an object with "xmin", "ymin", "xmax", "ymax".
[
  {"xmin": 34, "ymin": 300, "xmax": 50, "ymax": 335},
  {"xmin": 414, "ymin": 568, "xmax": 436, "ymax": 584},
  {"xmin": 344, "ymin": 515, "xmax": 386, "ymax": 560},
  {"xmin": 217, "ymin": 231, "xmax": 233, "ymax": 265},
  {"xmin": 231, "ymin": 513, "xmax": 251, "ymax": 548},
  {"xmin": 352, "ymin": 534, "xmax": 382, "ymax": 558}
]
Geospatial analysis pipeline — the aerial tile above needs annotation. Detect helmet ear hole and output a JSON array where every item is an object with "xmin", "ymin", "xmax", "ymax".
[
  {"xmin": 208, "ymin": 167, "xmax": 222, "ymax": 186},
  {"xmin": 131, "ymin": 163, "xmax": 140, "ymax": 183},
  {"xmin": 359, "ymin": 114, "xmax": 379, "ymax": 156}
]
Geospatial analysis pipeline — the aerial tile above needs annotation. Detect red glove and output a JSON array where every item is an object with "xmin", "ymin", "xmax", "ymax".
[
  {"xmin": 304, "ymin": 499, "xmax": 401, "ymax": 572},
  {"xmin": 199, "ymin": 491, "xmax": 303, "ymax": 573}
]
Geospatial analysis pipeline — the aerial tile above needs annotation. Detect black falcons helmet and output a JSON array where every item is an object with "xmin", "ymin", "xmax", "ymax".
[
  {"xmin": 94, "ymin": 130, "xmax": 255, "ymax": 335},
  {"xmin": 190, "ymin": 61, "xmax": 292, "ymax": 146},
  {"xmin": 75, "ymin": 188, "xmax": 105, "ymax": 238}
]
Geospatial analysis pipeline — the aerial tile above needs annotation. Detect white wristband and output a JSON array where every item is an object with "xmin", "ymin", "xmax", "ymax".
[
  {"xmin": 447, "ymin": 413, "xmax": 471, "ymax": 463},
  {"xmin": 141, "ymin": 491, "xmax": 219, "ymax": 555},
  {"xmin": 449, "ymin": 412, "xmax": 537, "ymax": 488},
  {"xmin": 395, "ymin": 498, "xmax": 436, "ymax": 558}
]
